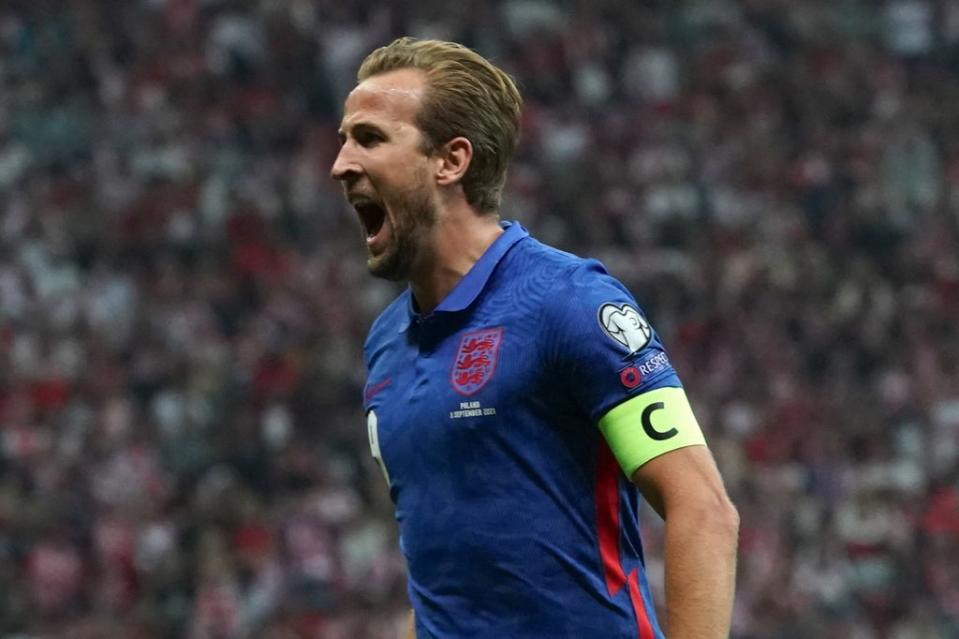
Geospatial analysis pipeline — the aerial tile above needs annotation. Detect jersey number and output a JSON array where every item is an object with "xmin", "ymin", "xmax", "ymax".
[{"xmin": 367, "ymin": 410, "xmax": 391, "ymax": 484}]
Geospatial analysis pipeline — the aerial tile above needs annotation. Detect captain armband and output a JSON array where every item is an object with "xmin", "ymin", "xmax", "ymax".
[{"xmin": 598, "ymin": 387, "xmax": 707, "ymax": 477}]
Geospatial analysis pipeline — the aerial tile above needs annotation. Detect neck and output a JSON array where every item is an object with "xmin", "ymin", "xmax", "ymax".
[{"xmin": 409, "ymin": 206, "xmax": 503, "ymax": 314}]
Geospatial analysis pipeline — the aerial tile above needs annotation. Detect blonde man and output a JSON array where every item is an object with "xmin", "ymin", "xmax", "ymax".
[{"xmin": 332, "ymin": 37, "xmax": 738, "ymax": 639}]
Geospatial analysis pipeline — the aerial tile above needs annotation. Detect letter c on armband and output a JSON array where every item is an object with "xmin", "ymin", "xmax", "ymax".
[
  {"xmin": 598, "ymin": 387, "xmax": 707, "ymax": 476},
  {"xmin": 641, "ymin": 402, "xmax": 678, "ymax": 441}
]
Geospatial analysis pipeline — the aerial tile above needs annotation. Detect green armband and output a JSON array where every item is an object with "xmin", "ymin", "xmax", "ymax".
[{"xmin": 598, "ymin": 386, "xmax": 707, "ymax": 477}]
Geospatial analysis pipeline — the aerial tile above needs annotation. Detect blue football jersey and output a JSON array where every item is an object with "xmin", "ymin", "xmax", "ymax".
[{"xmin": 362, "ymin": 221, "xmax": 689, "ymax": 639}]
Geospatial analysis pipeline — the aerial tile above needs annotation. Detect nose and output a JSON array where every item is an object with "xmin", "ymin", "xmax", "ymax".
[{"xmin": 330, "ymin": 143, "xmax": 361, "ymax": 184}]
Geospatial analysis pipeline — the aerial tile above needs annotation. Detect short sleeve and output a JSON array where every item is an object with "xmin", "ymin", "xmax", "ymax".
[
  {"xmin": 545, "ymin": 259, "xmax": 682, "ymax": 421},
  {"xmin": 544, "ymin": 260, "xmax": 706, "ymax": 474}
]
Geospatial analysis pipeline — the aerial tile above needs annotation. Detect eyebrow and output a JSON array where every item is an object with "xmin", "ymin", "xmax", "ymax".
[{"xmin": 338, "ymin": 121, "xmax": 386, "ymax": 143}]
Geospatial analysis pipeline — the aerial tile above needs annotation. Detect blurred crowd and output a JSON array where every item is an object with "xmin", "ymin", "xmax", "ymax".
[{"xmin": 1, "ymin": 0, "xmax": 958, "ymax": 637}]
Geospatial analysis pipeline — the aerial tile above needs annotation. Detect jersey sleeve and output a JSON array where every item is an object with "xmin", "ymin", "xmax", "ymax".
[{"xmin": 545, "ymin": 259, "xmax": 706, "ymax": 475}]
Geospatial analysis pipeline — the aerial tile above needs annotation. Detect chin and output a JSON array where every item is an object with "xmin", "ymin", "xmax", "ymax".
[{"xmin": 367, "ymin": 251, "xmax": 409, "ymax": 281}]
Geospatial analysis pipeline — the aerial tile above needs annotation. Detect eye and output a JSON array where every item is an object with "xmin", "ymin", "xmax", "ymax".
[{"xmin": 356, "ymin": 130, "xmax": 384, "ymax": 147}]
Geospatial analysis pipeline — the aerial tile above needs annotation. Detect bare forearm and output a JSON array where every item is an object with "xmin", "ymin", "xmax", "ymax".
[
  {"xmin": 663, "ymin": 504, "xmax": 738, "ymax": 638},
  {"xmin": 405, "ymin": 609, "xmax": 416, "ymax": 639}
]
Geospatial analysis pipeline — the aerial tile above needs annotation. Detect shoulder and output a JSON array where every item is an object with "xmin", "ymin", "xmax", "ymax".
[
  {"xmin": 508, "ymin": 234, "xmax": 589, "ymax": 276},
  {"xmin": 499, "ymin": 234, "xmax": 647, "ymax": 331},
  {"xmin": 504, "ymin": 235, "xmax": 617, "ymax": 301},
  {"xmin": 529, "ymin": 244, "xmax": 638, "ymax": 318}
]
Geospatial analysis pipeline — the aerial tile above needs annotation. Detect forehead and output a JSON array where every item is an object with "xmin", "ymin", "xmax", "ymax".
[{"xmin": 341, "ymin": 68, "xmax": 427, "ymax": 130}]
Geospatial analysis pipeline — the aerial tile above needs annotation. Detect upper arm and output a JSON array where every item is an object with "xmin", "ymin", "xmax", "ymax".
[
  {"xmin": 544, "ymin": 260, "xmax": 684, "ymax": 423},
  {"xmin": 596, "ymin": 386, "xmax": 707, "ymax": 483},
  {"xmin": 631, "ymin": 445, "xmax": 734, "ymax": 523},
  {"xmin": 544, "ymin": 259, "xmax": 713, "ymax": 482}
]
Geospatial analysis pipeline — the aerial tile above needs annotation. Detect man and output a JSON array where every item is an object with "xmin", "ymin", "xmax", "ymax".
[{"xmin": 331, "ymin": 37, "xmax": 739, "ymax": 639}]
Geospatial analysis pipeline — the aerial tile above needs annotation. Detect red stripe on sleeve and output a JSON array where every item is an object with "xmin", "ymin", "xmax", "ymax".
[
  {"xmin": 595, "ymin": 442, "xmax": 655, "ymax": 639},
  {"xmin": 596, "ymin": 442, "xmax": 627, "ymax": 595},
  {"xmin": 627, "ymin": 568, "xmax": 656, "ymax": 639}
]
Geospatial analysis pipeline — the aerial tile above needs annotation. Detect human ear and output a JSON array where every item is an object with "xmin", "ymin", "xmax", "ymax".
[{"xmin": 435, "ymin": 136, "xmax": 473, "ymax": 186}]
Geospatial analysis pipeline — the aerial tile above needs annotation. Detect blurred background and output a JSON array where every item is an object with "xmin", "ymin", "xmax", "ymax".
[{"xmin": 1, "ymin": 0, "xmax": 958, "ymax": 637}]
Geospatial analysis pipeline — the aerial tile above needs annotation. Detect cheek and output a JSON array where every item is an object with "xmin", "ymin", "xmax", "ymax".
[{"xmin": 392, "ymin": 166, "xmax": 432, "ymax": 203}]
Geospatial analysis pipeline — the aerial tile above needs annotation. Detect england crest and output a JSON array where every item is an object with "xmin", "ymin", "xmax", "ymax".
[{"xmin": 450, "ymin": 327, "xmax": 503, "ymax": 396}]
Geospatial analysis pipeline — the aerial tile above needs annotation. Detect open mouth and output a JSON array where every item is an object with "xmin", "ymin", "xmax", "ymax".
[{"xmin": 353, "ymin": 200, "xmax": 387, "ymax": 240}]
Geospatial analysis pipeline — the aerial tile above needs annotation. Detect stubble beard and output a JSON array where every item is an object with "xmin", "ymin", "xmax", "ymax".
[{"xmin": 367, "ymin": 171, "xmax": 437, "ymax": 282}]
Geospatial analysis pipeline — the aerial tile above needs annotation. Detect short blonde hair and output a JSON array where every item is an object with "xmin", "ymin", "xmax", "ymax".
[{"xmin": 358, "ymin": 37, "xmax": 522, "ymax": 213}]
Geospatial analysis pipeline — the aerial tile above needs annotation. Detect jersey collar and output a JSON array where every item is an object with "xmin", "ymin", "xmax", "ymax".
[{"xmin": 399, "ymin": 220, "xmax": 528, "ymax": 332}]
